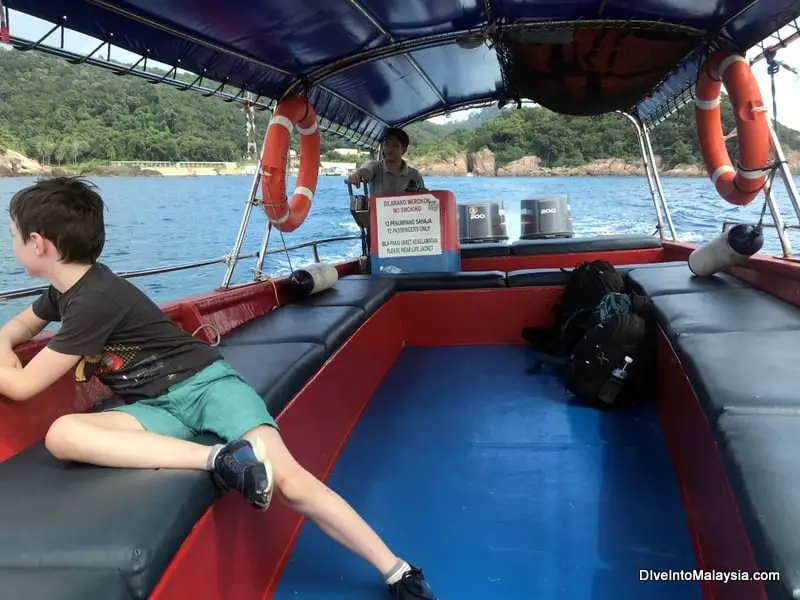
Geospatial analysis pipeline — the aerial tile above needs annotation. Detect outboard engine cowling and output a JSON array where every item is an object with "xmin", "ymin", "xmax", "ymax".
[
  {"xmin": 520, "ymin": 196, "xmax": 573, "ymax": 239},
  {"xmin": 457, "ymin": 201, "xmax": 507, "ymax": 243}
]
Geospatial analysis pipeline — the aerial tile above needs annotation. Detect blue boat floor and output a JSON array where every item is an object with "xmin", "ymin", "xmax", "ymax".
[{"xmin": 273, "ymin": 346, "xmax": 702, "ymax": 600}]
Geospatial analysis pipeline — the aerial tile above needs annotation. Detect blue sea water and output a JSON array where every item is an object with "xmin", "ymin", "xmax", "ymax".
[{"xmin": 1, "ymin": 173, "xmax": 799, "ymax": 324}]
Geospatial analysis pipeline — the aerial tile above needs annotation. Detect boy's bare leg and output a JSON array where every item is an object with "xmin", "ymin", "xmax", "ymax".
[
  {"xmin": 244, "ymin": 425, "xmax": 403, "ymax": 579},
  {"xmin": 48, "ymin": 414, "xmax": 400, "ymax": 574},
  {"xmin": 46, "ymin": 413, "xmax": 434, "ymax": 596},
  {"xmin": 45, "ymin": 412, "xmax": 211, "ymax": 469},
  {"xmin": 46, "ymin": 410, "xmax": 272, "ymax": 509}
]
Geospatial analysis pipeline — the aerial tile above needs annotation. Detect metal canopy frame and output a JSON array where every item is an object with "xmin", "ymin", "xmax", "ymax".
[
  {"xmin": 1, "ymin": 4, "xmax": 800, "ymax": 299},
  {"xmin": 643, "ymin": 17, "xmax": 800, "ymax": 129},
  {"xmin": 282, "ymin": 18, "xmax": 710, "ymax": 99},
  {"xmin": 1, "ymin": 12, "xmax": 382, "ymax": 150},
  {"xmin": 3, "ymin": 0, "xmax": 799, "ymax": 142},
  {"xmin": 634, "ymin": 27, "xmax": 800, "ymax": 259}
]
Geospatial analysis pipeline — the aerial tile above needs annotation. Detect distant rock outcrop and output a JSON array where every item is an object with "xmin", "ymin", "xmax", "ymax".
[
  {"xmin": 468, "ymin": 149, "xmax": 496, "ymax": 177},
  {"xmin": 409, "ymin": 147, "xmax": 800, "ymax": 178},
  {"xmin": 0, "ymin": 149, "xmax": 162, "ymax": 178},
  {"xmin": 414, "ymin": 149, "xmax": 666, "ymax": 177},
  {"xmin": 497, "ymin": 156, "xmax": 543, "ymax": 176},
  {"xmin": 0, "ymin": 150, "xmax": 67, "ymax": 177},
  {"xmin": 413, "ymin": 154, "xmax": 468, "ymax": 176},
  {"xmin": 77, "ymin": 164, "xmax": 162, "ymax": 177}
]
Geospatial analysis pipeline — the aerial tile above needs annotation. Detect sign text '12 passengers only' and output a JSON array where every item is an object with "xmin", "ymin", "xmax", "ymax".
[{"xmin": 375, "ymin": 194, "xmax": 442, "ymax": 258}]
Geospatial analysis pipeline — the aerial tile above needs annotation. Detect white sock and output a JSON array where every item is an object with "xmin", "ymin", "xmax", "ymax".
[
  {"xmin": 384, "ymin": 559, "xmax": 411, "ymax": 585},
  {"xmin": 206, "ymin": 443, "xmax": 223, "ymax": 470}
]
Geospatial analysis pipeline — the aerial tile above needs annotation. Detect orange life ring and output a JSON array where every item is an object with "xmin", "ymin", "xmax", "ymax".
[
  {"xmin": 261, "ymin": 96, "xmax": 320, "ymax": 232},
  {"xmin": 695, "ymin": 51, "xmax": 770, "ymax": 206}
]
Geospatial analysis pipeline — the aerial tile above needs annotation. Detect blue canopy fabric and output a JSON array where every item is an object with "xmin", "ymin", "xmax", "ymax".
[{"xmin": 7, "ymin": 0, "xmax": 799, "ymax": 144}]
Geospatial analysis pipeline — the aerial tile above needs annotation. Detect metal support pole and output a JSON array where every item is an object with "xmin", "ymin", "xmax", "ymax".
[
  {"xmin": 220, "ymin": 136, "xmax": 266, "ymax": 288},
  {"xmin": 642, "ymin": 126, "xmax": 678, "ymax": 240},
  {"xmin": 621, "ymin": 113, "xmax": 665, "ymax": 236},
  {"xmin": 763, "ymin": 182, "xmax": 793, "ymax": 257},
  {"xmin": 769, "ymin": 125, "xmax": 800, "ymax": 223},
  {"xmin": 253, "ymin": 221, "xmax": 273, "ymax": 279}
]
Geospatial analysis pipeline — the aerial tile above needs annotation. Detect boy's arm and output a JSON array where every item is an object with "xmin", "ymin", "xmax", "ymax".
[
  {"xmin": 0, "ymin": 347, "xmax": 80, "ymax": 402},
  {"xmin": 0, "ymin": 291, "xmax": 124, "ymax": 403},
  {"xmin": 0, "ymin": 306, "xmax": 50, "ymax": 368}
]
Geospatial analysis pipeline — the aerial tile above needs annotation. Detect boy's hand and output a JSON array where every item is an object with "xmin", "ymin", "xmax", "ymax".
[
  {"xmin": 347, "ymin": 171, "xmax": 365, "ymax": 187},
  {"xmin": 0, "ymin": 347, "xmax": 79, "ymax": 402},
  {"xmin": 0, "ymin": 347, "xmax": 21, "ymax": 369}
]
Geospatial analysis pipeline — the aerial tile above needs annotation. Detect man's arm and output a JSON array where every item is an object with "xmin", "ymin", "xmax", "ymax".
[
  {"xmin": 347, "ymin": 160, "xmax": 379, "ymax": 186},
  {"xmin": 0, "ymin": 346, "xmax": 80, "ymax": 402}
]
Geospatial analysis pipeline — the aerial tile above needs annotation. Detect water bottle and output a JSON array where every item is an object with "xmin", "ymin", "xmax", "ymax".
[
  {"xmin": 611, "ymin": 356, "xmax": 634, "ymax": 382},
  {"xmin": 379, "ymin": 265, "xmax": 406, "ymax": 274},
  {"xmin": 598, "ymin": 356, "xmax": 634, "ymax": 406}
]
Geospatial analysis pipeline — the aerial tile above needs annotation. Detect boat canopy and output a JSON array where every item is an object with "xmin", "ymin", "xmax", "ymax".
[{"xmin": 7, "ymin": 0, "xmax": 800, "ymax": 146}]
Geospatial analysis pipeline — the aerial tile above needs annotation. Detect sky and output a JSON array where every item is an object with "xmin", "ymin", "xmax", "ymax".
[{"xmin": 4, "ymin": 9, "xmax": 800, "ymax": 130}]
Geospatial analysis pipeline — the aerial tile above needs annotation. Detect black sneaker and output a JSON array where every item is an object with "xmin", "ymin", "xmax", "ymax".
[
  {"xmin": 388, "ymin": 566, "xmax": 437, "ymax": 600},
  {"xmin": 211, "ymin": 438, "xmax": 273, "ymax": 510}
]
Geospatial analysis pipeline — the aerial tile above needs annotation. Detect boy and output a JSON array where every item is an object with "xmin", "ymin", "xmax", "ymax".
[
  {"xmin": 0, "ymin": 177, "xmax": 437, "ymax": 600},
  {"xmin": 347, "ymin": 128, "xmax": 426, "ymax": 195}
]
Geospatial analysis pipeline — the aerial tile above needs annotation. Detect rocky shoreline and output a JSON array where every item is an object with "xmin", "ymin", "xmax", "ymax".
[
  {"xmin": 0, "ymin": 150, "xmax": 162, "ymax": 178},
  {"xmin": 4, "ymin": 147, "xmax": 799, "ymax": 178},
  {"xmin": 411, "ymin": 148, "xmax": 800, "ymax": 178}
]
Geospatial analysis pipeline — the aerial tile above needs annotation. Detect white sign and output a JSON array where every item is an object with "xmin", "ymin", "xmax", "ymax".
[{"xmin": 375, "ymin": 193, "xmax": 442, "ymax": 258}]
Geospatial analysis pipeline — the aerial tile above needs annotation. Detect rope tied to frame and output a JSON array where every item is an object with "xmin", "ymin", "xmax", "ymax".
[{"xmin": 751, "ymin": 48, "xmax": 794, "ymax": 235}]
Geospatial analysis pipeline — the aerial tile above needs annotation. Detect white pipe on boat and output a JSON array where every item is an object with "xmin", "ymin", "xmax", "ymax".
[
  {"xmin": 288, "ymin": 263, "xmax": 340, "ymax": 296},
  {"xmin": 688, "ymin": 224, "xmax": 764, "ymax": 276}
]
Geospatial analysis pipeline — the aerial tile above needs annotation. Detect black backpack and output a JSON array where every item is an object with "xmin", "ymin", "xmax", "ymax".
[
  {"xmin": 564, "ymin": 307, "xmax": 653, "ymax": 409},
  {"xmin": 522, "ymin": 260, "xmax": 626, "ymax": 363},
  {"xmin": 558, "ymin": 260, "xmax": 625, "ymax": 326}
]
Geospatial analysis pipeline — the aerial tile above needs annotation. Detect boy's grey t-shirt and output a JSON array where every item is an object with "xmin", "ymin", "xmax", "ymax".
[{"xmin": 32, "ymin": 262, "xmax": 221, "ymax": 400}]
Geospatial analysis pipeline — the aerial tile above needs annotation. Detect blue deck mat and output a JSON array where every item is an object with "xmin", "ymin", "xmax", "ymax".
[{"xmin": 273, "ymin": 345, "xmax": 702, "ymax": 599}]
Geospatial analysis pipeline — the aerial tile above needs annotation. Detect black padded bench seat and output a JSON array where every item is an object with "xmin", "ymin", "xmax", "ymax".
[
  {"xmin": 343, "ymin": 270, "xmax": 507, "ymax": 291},
  {"xmin": 510, "ymin": 234, "xmax": 661, "ymax": 256},
  {"xmin": 0, "ymin": 567, "xmax": 131, "ymax": 600},
  {"xmin": 506, "ymin": 268, "xmax": 572, "ymax": 287},
  {"xmin": 0, "ymin": 276, "xmax": 402, "ymax": 600},
  {"xmin": 460, "ymin": 242, "xmax": 510, "ymax": 258},
  {"xmin": 654, "ymin": 288, "xmax": 800, "ymax": 341},
  {"xmin": 715, "ymin": 412, "xmax": 800, "ymax": 600},
  {"xmin": 633, "ymin": 263, "xmax": 800, "ymax": 599},
  {"xmin": 626, "ymin": 264, "xmax": 800, "ymax": 342},
  {"xmin": 506, "ymin": 261, "xmax": 689, "ymax": 287},
  {"xmin": 628, "ymin": 263, "xmax": 750, "ymax": 296},
  {"xmin": 220, "ymin": 305, "xmax": 365, "ymax": 353},
  {"xmin": 675, "ymin": 330, "xmax": 800, "ymax": 426},
  {"xmin": 220, "ymin": 342, "xmax": 327, "ymax": 416},
  {"xmin": 291, "ymin": 277, "xmax": 395, "ymax": 316},
  {"xmin": 0, "ymin": 441, "xmax": 218, "ymax": 600}
]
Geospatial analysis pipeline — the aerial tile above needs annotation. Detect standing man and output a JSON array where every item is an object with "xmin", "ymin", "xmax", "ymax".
[{"xmin": 347, "ymin": 128, "xmax": 426, "ymax": 194}]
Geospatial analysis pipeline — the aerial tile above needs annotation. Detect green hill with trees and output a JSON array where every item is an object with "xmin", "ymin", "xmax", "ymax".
[
  {"xmin": 1, "ymin": 48, "xmax": 798, "ymax": 171},
  {"xmin": 406, "ymin": 101, "xmax": 800, "ymax": 171}
]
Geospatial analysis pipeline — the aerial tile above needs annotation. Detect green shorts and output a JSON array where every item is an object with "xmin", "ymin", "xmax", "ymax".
[{"xmin": 111, "ymin": 360, "xmax": 278, "ymax": 441}]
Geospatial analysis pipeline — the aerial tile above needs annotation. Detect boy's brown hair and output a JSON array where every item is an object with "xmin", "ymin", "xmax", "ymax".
[{"xmin": 9, "ymin": 177, "xmax": 105, "ymax": 264}]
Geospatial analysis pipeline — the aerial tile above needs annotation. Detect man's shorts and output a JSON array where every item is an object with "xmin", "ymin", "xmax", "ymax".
[{"xmin": 111, "ymin": 360, "xmax": 278, "ymax": 441}]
